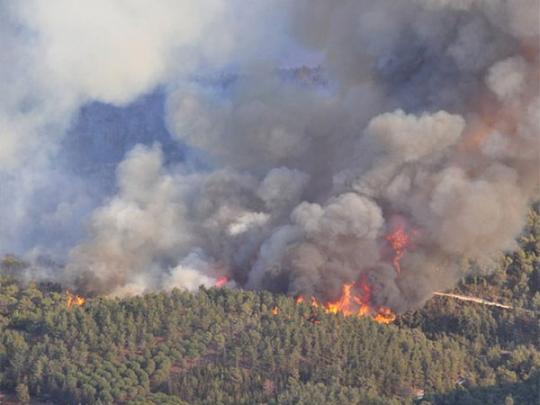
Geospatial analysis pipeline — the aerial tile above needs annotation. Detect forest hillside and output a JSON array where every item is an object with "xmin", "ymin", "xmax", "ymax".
[{"xmin": 0, "ymin": 209, "xmax": 538, "ymax": 405}]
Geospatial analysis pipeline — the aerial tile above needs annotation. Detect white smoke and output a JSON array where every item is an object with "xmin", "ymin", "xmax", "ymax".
[
  {"xmin": 0, "ymin": 0, "xmax": 290, "ymax": 256},
  {"xmin": 0, "ymin": 0, "xmax": 232, "ymax": 169},
  {"xmin": 486, "ymin": 56, "xmax": 528, "ymax": 102},
  {"xmin": 1, "ymin": 1, "xmax": 538, "ymax": 310}
]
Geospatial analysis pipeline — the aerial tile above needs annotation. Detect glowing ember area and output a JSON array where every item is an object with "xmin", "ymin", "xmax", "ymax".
[
  {"xmin": 372, "ymin": 307, "xmax": 397, "ymax": 324},
  {"xmin": 214, "ymin": 276, "xmax": 229, "ymax": 288},
  {"xmin": 295, "ymin": 276, "xmax": 396, "ymax": 324},
  {"xmin": 66, "ymin": 291, "xmax": 86, "ymax": 308},
  {"xmin": 385, "ymin": 221, "xmax": 411, "ymax": 274}
]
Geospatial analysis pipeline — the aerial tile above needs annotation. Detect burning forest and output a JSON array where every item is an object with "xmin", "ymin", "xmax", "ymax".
[
  {"xmin": 1, "ymin": 2, "xmax": 540, "ymax": 405},
  {"xmin": 0, "ymin": 0, "xmax": 538, "ymax": 322},
  {"xmin": 65, "ymin": 291, "xmax": 86, "ymax": 309}
]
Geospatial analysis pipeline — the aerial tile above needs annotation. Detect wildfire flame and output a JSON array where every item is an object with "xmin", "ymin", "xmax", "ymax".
[
  {"xmin": 385, "ymin": 220, "xmax": 411, "ymax": 275},
  {"xmin": 372, "ymin": 307, "xmax": 397, "ymax": 324},
  {"xmin": 295, "ymin": 275, "xmax": 396, "ymax": 324},
  {"xmin": 325, "ymin": 282, "xmax": 355, "ymax": 316},
  {"xmin": 271, "ymin": 306, "xmax": 279, "ymax": 315},
  {"xmin": 66, "ymin": 291, "xmax": 86, "ymax": 308},
  {"xmin": 214, "ymin": 276, "xmax": 229, "ymax": 288}
]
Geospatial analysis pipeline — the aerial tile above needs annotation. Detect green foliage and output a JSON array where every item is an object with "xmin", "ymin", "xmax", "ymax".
[
  {"xmin": 15, "ymin": 382, "xmax": 30, "ymax": 404},
  {"xmin": 0, "ymin": 208, "xmax": 537, "ymax": 404}
]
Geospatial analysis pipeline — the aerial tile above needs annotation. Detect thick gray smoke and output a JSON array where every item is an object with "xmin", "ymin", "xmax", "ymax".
[
  {"xmin": 2, "ymin": 1, "xmax": 539, "ymax": 312},
  {"xmin": 0, "ymin": 0, "xmax": 289, "ymax": 256}
]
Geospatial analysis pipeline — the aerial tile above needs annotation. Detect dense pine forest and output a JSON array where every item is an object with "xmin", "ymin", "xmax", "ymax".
[{"xmin": 0, "ymin": 209, "xmax": 538, "ymax": 405}]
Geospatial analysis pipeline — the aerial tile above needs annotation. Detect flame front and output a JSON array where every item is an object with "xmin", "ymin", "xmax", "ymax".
[
  {"xmin": 295, "ymin": 275, "xmax": 396, "ymax": 324},
  {"xmin": 66, "ymin": 291, "xmax": 86, "ymax": 308},
  {"xmin": 372, "ymin": 307, "xmax": 397, "ymax": 324},
  {"xmin": 325, "ymin": 282, "xmax": 355, "ymax": 315}
]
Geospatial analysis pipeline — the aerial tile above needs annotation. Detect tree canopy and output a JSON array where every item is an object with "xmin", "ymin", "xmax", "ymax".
[{"xmin": 0, "ymin": 208, "xmax": 538, "ymax": 404}]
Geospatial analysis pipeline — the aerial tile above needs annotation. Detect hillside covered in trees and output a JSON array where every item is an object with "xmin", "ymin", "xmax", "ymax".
[{"xmin": 0, "ymin": 209, "xmax": 538, "ymax": 405}]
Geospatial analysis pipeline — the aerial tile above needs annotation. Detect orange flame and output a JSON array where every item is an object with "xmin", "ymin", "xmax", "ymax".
[
  {"xmin": 325, "ymin": 282, "xmax": 355, "ymax": 315},
  {"xmin": 271, "ymin": 306, "xmax": 279, "ymax": 315},
  {"xmin": 372, "ymin": 307, "xmax": 397, "ymax": 324},
  {"xmin": 386, "ymin": 221, "xmax": 411, "ymax": 274},
  {"xmin": 66, "ymin": 291, "xmax": 86, "ymax": 309},
  {"xmin": 295, "ymin": 275, "xmax": 396, "ymax": 324},
  {"xmin": 214, "ymin": 276, "xmax": 229, "ymax": 288}
]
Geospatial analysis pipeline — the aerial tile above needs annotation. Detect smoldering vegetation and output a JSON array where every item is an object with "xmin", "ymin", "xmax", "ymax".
[{"xmin": 0, "ymin": 0, "xmax": 538, "ymax": 312}]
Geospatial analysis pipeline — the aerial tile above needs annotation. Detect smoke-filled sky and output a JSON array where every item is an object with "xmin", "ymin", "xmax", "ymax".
[{"xmin": 1, "ymin": 0, "xmax": 538, "ymax": 311}]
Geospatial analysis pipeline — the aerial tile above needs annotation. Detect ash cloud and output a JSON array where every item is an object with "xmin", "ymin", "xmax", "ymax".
[{"xmin": 1, "ymin": 1, "xmax": 539, "ymax": 311}]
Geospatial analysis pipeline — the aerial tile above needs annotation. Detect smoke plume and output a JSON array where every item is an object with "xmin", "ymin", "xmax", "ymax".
[{"xmin": 1, "ymin": 0, "xmax": 539, "ymax": 312}]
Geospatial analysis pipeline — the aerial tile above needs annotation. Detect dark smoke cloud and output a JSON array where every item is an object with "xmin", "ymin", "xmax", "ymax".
[{"xmin": 1, "ymin": 1, "xmax": 539, "ymax": 312}]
